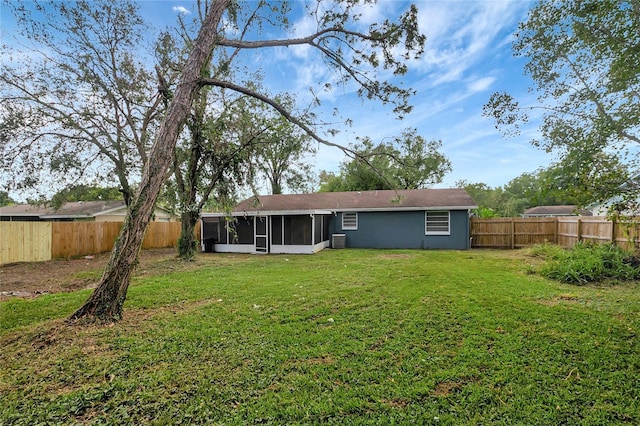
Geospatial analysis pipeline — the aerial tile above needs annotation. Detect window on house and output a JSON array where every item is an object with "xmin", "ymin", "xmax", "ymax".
[
  {"xmin": 425, "ymin": 211, "xmax": 450, "ymax": 235},
  {"xmin": 342, "ymin": 212, "xmax": 358, "ymax": 230}
]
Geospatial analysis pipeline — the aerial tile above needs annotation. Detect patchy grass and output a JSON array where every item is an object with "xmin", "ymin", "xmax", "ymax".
[{"xmin": 1, "ymin": 249, "xmax": 639, "ymax": 424}]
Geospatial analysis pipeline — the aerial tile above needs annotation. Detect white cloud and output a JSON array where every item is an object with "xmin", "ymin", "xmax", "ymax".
[
  {"xmin": 467, "ymin": 76, "xmax": 496, "ymax": 93},
  {"xmin": 172, "ymin": 6, "xmax": 190, "ymax": 15},
  {"xmin": 415, "ymin": 1, "xmax": 527, "ymax": 83}
]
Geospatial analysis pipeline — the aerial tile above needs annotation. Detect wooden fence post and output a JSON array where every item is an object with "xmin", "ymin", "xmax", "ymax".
[
  {"xmin": 576, "ymin": 218, "xmax": 582, "ymax": 243},
  {"xmin": 510, "ymin": 218, "xmax": 515, "ymax": 249},
  {"xmin": 611, "ymin": 218, "xmax": 617, "ymax": 246}
]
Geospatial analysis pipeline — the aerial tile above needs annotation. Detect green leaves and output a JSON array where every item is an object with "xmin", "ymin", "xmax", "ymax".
[
  {"xmin": 319, "ymin": 128, "xmax": 451, "ymax": 192},
  {"xmin": 537, "ymin": 242, "xmax": 640, "ymax": 284},
  {"xmin": 483, "ymin": 92, "xmax": 527, "ymax": 138},
  {"xmin": 484, "ymin": 0, "xmax": 640, "ymax": 214}
]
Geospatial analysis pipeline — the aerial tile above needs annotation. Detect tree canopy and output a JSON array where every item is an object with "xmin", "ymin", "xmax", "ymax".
[
  {"xmin": 249, "ymin": 94, "xmax": 316, "ymax": 195},
  {"xmin": 1, "ymin": 0, "xmax": 167, "ymax": 206},
  {"xmin": 484, "ymin": 0, "xmax": 640, "ymax": 215},
  {"xmin": 0, "ymin": 191, "xmax": 15, "ymax": 207},
  {"xmin": 457, "ymin": 162, "xmax": 598, "ymax": 217},
  {"xmin": 50, "ymin": 185, "xmax": 123, "ymax": 210},
  {"xmin": 319, "ymin": 128, "xmax": 451, "ymax": 192}
]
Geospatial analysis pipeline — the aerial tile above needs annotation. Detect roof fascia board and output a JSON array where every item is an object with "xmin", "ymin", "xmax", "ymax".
[
  {"xmin": 202, "ymin": 210, "xmax": 334, "ymax": 217},
  {"xmin": 331, "ymin": 206, "xmax": 476, "ymax": 212},
  {"xmin": 92, "ymin": 206, "xmax": 127, "ymax": 216},
  {"xmin": 202, "ymin": 206, "xmax": 476, "ymax": 217},
  {"xmin": 40, "ymin": 215, "xmax": 92, "ymax": 219},
  {"xmin": 92, "ymin": 206, "xmax": 172, "ymax": 216}
]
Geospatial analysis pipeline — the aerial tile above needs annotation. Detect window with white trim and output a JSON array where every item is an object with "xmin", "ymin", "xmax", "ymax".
[
  {"xmin": 342, "ymin": 212, "xmax": 358, "ymax": 230},
  {"xmin": 425, "ymin": 211, "xmax": 450, "ymax": 235}
]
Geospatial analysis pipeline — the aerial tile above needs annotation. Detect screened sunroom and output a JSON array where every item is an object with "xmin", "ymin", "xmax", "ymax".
[{"xmin": 200, "ymin": 211, "xmax": 332, "ymax": 254}]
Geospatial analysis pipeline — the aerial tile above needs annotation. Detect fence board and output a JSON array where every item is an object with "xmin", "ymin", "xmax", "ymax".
[
  {"xmin": 613, "ymin": 220, "xmax": 640, "ymax": 251},
  {"xmin": 513, "ymin": 218, "xmax": 557, "ymax": 248},
  {"xmin": 51, "ymin": 222, "xmax": 188, "ymax": 258},
  {"xmin": 142, "ymin": 222, "xmax": 182, "ymax": 249},
  {"xmin": 0, "ymin": 222, "xmax": 52, "ymax": 264},
  {"xmin": 469, "ymin": 218, "xmax": 513, "ymax": 248},
  {"xmin": 99, "ymin": 222, "xmax": 124, "ymax": 253},
  {"xmin": 472, "ymin": 216, "xmax": 639, "ymax": 250},
  {"xmin": 52, "ymin": 222, "xmax": 106, "ymax": 258},
  {"xmin": 1, "ymin": 221, "xmax": 201, "ymax": 264}
]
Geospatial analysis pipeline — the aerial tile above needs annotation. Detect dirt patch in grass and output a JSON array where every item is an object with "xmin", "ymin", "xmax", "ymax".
[
  {"xmin": 430, "ymin": 377, "xmax": 478, "ymax": 397},
  {"xmin": 536, "ymin": 294, "xmax": 583, "ymax": 306},
  {"xmin": 431, "ymin": 380, "xmax": 463, "ymax": 397},
  {"xmin": 381, "ymin": 398, "xmax": 410, "ymax": 408},
  {"xmin": 0, "ymin": 248, "xmax": 209, "ymax": 300}
]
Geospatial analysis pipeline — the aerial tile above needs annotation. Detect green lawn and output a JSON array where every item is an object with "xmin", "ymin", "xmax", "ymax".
[{"xmin": 1, "ymin": 249, "xmax": 638, "ymax": 425}]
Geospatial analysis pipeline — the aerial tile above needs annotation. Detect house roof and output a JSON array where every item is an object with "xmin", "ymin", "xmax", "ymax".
[
  {"xmin": 225, "ymin": 189, "xmax": 477, "ymax": 215},
  {"xmin": 589, "ymin": 172, "xmax": 640, "ymax": 214},
  {"xmin": 0, "ymin": 201, "xmax": 126, "ymax": 219},
  {"xmin": 522, "ymin": 205, "xmax": 592, "ymax": 217}
]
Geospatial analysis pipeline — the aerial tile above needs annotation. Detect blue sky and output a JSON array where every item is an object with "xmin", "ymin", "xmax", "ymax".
[
  {"xmin": 3, "ymin": 0, "xmax": 556, "ymax": 195},
  {"xmin": 145, "ymin": 0, "xmax": 553, "ymax": 189}
]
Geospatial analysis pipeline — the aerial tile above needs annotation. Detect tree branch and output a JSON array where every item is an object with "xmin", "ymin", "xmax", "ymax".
[{"xmin": 199, "ymin": 77, "xmax": 402, "ymax": 190}]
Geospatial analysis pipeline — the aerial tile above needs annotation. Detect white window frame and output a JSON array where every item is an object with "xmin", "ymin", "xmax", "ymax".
[
  {"xmin": 425, "ymin": 211, "xmax": 450, "ymax": 235},
  {"xmin": 342, "ymin": 212, "xmax": 358, "ymax": 230}
]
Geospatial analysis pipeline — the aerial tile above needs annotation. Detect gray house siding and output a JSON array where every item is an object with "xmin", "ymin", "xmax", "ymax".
[{"xmin": 332, "ymin": 210, "xmax": 470, "ymax": 250}]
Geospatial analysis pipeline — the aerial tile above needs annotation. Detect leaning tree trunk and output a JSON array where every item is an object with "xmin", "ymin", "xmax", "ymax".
[{"xmin": 69, "ymin": 0, "xmax": 229, "ymax": 323}]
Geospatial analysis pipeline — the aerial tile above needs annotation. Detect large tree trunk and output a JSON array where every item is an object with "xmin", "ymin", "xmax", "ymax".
[
  {"xmin": 178, "ymin": 210, "xmax": 200, "ymax": 260},
  {"xmin": 270, "ymin": 175, "xmax": 283, "ymax": 195},
  {"xmin": 177, "ymin": 89, "xmax": 206, "ymax": 261},
  {"xmin": 69, "ymin": 1, "xmax": 229, "ymax": 323}
]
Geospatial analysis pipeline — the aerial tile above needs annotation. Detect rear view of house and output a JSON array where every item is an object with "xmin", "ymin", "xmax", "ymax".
[{"xmin": 201, "ymin": 189, "xmax": 477, "ymax": 254}]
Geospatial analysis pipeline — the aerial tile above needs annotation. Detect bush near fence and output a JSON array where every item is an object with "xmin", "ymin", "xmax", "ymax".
[
  {"xmin": 1, "ymin": 221, "xmax": 201, "ymax": 264},
  {"xmin": 470, "ymin": 216, "xmax": 639, "ymax": 250}
]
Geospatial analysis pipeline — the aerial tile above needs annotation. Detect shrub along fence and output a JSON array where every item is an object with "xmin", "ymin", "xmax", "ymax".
[
  {"xmin": 471, "ymin": 216, "xmax": 639, "ymax": 250},
  {"xmin": 1, "ymin": 221, "xmax": 199, "ymax": 265}
]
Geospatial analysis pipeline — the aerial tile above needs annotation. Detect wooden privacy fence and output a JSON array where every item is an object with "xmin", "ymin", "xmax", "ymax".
[
  {"xmin": 0, "ymin": 222, "xmax": 52, "ymax": 264},
  {"xmin": 471, "ymin": 216, "xmax": 639, "ymax": 250},
  {"xmin": 1, "ymin": 221, "xmax": 200, "ymax": 264}
]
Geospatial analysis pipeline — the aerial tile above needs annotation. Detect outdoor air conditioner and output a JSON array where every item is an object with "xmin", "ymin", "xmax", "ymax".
[{"xmin": 332, "ymin": 233, "xmax": 346, "ymax": 249}]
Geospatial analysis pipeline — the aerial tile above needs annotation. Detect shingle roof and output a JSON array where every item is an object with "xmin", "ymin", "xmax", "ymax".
[
  {"xmin": 234, "ymin": 189, "xmax": 477, "ymax": 213},
  {"xmin": 0, "ymin": 201, "xmax": 125, "ymax": 218},
  {"xmin": 522, "ymin": 205, "xmax": 592, "ymax": 216}
]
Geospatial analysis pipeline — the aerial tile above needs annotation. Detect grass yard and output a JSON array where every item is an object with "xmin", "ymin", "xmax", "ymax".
[{"xmin": 1, "ymin": 249, "xmax": 639, "ymax": 425}]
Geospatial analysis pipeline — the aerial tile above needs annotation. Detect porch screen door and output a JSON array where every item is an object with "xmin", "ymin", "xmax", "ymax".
[{"xmin": 255, "ymin": 216, "xmax": 268, "ymax": 253}]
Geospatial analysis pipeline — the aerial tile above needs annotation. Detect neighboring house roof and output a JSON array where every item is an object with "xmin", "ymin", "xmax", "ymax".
[
  {"xmin": 522, "ymin": 205, "xmax": 592, "ymax": 217},
  {"xmin": 0, "ymin": 204, "xmax": 47, "ymax": 218},
  {"xmin": 589, "ymin": 172, "xmax": 640, "ymax": 215},
  {"xmin": 0, "ymin": 201, "xmax": 127, "ymax": 219},
  {"xmin": 224, "ymin": 189, "xmax": 477, "ymax": 216},
  {"xmin": 1, "ymin": 200, "xmax": 176, "ymax": 221}
]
